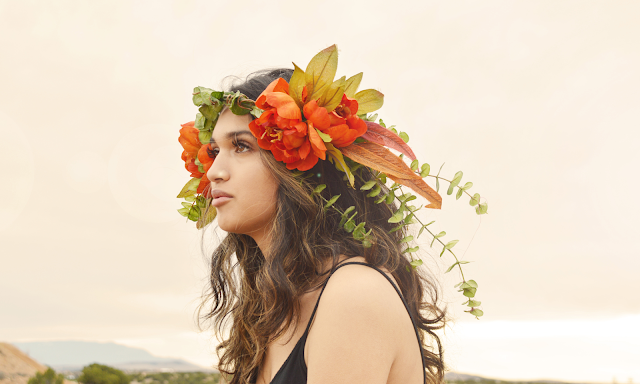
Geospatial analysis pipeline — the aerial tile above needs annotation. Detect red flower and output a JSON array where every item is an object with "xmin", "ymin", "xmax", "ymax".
[{"xmin": 178, "ymin": 121, "xmax": 204, "ymax": 178}]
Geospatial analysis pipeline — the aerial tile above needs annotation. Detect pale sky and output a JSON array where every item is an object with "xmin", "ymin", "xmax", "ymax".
[{"xmin": 1, "ymin": 0, "xmax": 639, "ymax": 382}]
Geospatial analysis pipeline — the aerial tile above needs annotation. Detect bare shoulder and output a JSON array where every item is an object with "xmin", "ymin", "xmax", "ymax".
[{"xmin": 305, "ymin": 259, "xmax": 414, "ymax": 384}]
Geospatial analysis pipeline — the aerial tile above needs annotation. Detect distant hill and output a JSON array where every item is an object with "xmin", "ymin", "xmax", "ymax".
[{"xmin": 12, "ymin": 341, "xmax": 214, "ymax": 372}]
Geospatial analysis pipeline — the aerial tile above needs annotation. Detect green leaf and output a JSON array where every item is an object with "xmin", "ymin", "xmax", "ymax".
[
  {"xmin": 439, "ymin": 247, "xmax": 446, "ymax": 257},
  {"xmin": 324, "ymin": 194, "xmax": 340, "ymax": 209},
  {"xmin": 177, "ymin": 178, "xmax": 200, "ymax": 198},
  {"xmin": 467, "ymin": 300, "xmax": 481, "ymax": 307},
  {"xmin": 447, "ymin": 171, "xmax": 463, "ymax": 195},
  {"xmin": 385, "ymin": 192, "xmax": 394, "ymax": 204},
  {"xmin": 194, "ymin": 113, "xmax": 205, "ymax": 129},
  {"xmin": 454, "ymin": 282, "xmax": 464, "ymax": 288},
  {"xmin": 476, "ymin": 202, "xmax": 488, "ymax": 215},
  {"xmin": 177, "ymin": 207, "xmax": 190, "ymax": 217},
  {"xmin": 463, "ymin": 287, "xmax": 477, "ymax": 298},
  {"xmin": 343, "ymin": 219, "xmax": 356, "ymax": 233},
  {"xmin": 400, "ymin": 235, "xmax": 414, "ymax": 244},
  {"xmin": 313, "ymin": 184, "xmax": 327, "ymax": 195},
  {"xmin": 469, "ymin": 308, "xmax": 484, "ymax": 317},
  {"xmin": 420, "ymin": 163, "xmax": 430, "ymax": 178},
  {"xmin": 399, "ymin": 132, "xmax": 409, "ymax": 143},
  {"xmin": 469, "ymin": 193, "xmax": 480, "ymax": 206},
  {"xmin": 467, "ymin": 280, "xmax": 478, "ymax": 288},
  {"xmin": 360, "ymin": 180, "xmax": 377, "ymax": 191},
  {"xmin": 462, "ymin": 181, "xmax": 473, "ymax": 191},
  {"xmin": 402, "ymin": 246, "xmax": 420, "ymax": 254},
  {"xmin": 410, "ymin": 160, "xmax": 419, "ymax": 171},
  {"xmin": 199, "ymin": 130, "xmax": 212, "ymax": 145},
  {"xmin": 444, "ymin": 240, "xmax": 459, "ymax": 250},
  {"xmin": 184, "ymin": 195, "xmax": 196, "ymax": 202},
  {"xmin": 375, "ymin": 194, "xmax": 387, "ymax": 204},
  {"xmin": 409, "ymin": 259, "xmax": 423, "ymax": 269},
  {"xmin": 388, "ymin": 209, "xmax": 404, "ymax": 223},
  {"xmin": 404, "ymin": 213, "xmax": 416, "ymax": 224},
  {"xmin": 456, "ymin": 187, "xmax": 464, "ymax": 200},
  {"xmin": 418, "ymin": 221, "xmax": 435, "ymax": 237},
  {"xmin": 445, "ymin": 262, "xmax": 459, "ymax": 273},
  {"xmin": 315, "ymin": 128, "xmax": 332, "ymax": 142},
  {"xmin": 352, "ymin": 222, "xmax": 367, "ymax": 240},
  {"xmin": 389, "ymin": 223, "xmax": 405, "ymax": 233},
  {"xmin": 367, "ymin": 184, "xmax": 381, "ymax": 197},
  {"xmin": 430, "ymin": 231, "xmax": 446, "ymax": 247},
  {"xmin": 436, "ymin": 177, "xmax": 440, "ymax": 192}
]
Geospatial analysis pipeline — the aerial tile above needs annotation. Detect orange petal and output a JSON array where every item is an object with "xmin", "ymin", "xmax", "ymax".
[
  {"xmin": 287, "ymin": 153, "xmax": 319, "ymax": 171},
  {"xmin": 265, "ymin": 92, "xmax": 301, "ymax": 120},
  {"xmin": 387, "ymin": 174, "xmax": 442, "ymax": 209},
  {"xmin": 298, "ymin": 138, "xmax": 311, "ymax": 159},
  {"xmin": 338, "ymin": 142, "xmax": 421, "ymax": 180},
  {"xmin": 303, "ymin": 100, "xmax": 330, "ymax": 129},
  {"xmin": 361, "ymin": 121, "xmax": 416, "ymax": 161},
  {"xmin": 307, "ymin": 127, "xmax": 327, "ymax": 160}
]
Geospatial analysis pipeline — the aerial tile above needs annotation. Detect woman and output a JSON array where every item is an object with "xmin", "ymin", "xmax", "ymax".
[{"xmin": 179, "ymin": 46, "xmax": 447, "ymax": 384}]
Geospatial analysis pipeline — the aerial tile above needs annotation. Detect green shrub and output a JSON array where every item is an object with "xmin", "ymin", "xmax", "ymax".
[
  {"xmin": 28, "ymin": 368, "xmax": 64, "ymax": 384},
  {"xmin": 77, "ymin": 364, "xmax": 130, "ymax": 384}
]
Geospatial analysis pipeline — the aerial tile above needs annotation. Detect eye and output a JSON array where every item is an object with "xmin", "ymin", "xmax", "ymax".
[
  {"xmin": 233, "ymin": 139, "xmax": 251, "ymax": 153},
  {"xmin": 206, "ymin": 145, "xmax": 219, "ymax": 159}
]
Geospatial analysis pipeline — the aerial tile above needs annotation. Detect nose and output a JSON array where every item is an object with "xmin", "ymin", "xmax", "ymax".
[{"xmin": 206, "ymin": 156, "xmax": 230, "ymax": 184}]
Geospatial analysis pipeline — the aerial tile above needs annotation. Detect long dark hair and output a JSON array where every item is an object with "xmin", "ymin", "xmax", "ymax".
[{"xmin": 198, "ymin": 69, "xmax": 447, "ymax": 384}]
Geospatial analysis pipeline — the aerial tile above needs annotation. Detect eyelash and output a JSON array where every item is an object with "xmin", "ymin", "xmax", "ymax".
[{"xmin": 206, "ymin": 139, "xmax": 251, "ymax": 158}]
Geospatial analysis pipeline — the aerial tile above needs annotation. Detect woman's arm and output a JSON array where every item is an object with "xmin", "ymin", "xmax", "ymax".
[{"xmin": 305, "ymin": 264, "xmax": 417, "ymax": 384}]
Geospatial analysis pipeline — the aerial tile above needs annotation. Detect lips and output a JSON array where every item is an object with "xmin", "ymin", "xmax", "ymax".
[
  {"xmin": 211, "ymin": 190, "xmax": 233, "ymax": 199},
  {"xmin": 210, "ymin": 189, "xmax": 233, "ymax": 207}
]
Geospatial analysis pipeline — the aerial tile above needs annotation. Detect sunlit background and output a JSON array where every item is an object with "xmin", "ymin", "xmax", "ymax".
[{"xmin": 1, "ymin": 0, "xmax": 639, "ymax": 382}]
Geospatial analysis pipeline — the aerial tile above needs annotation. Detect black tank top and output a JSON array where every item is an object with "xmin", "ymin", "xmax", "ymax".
[{"xmin": 258, "ymin": 262, "xmax": 426, "ymax": 384}]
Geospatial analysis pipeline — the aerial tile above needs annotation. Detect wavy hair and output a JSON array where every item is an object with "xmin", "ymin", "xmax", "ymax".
[{"xmin": 197, "ymin": 69, "xmax": 447, "ymax": 384}]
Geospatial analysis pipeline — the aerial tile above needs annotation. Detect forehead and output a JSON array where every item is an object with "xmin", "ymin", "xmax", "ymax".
[{"xmin": 211, "ymin": 109, "xmax": 253, "ymax": 139}]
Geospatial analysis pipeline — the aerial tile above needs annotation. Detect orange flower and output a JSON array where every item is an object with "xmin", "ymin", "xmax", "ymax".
[
  {"xmin": 196, "ymin": 144, "xmax": 214, "ymax": 196},
  {"xmin": 250, "ymin": 78, "xmax": 327, "ymax": 171},
  {"xmin": 178, "ymin": 121, "xmax": 204, "ymax": 178},
  {"xmin": 324, "ymin": 94, "xmax": 367, "ymax": 148}
]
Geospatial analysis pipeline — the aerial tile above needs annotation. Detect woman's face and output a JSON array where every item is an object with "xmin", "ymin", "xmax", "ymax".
[{"xmin": 206, "ymin": 109, "xmax": 279, "ymax": 248}]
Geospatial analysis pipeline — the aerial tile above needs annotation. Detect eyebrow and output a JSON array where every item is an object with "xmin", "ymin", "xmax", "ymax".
[{"xmin": 209, "ymin": 130, "xmax": 254, "ymax": 144}]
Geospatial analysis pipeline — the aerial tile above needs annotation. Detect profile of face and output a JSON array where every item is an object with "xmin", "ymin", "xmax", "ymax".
[{"xmin": 206, "ymin": 109, "xmax": 279, "ymax": 246}]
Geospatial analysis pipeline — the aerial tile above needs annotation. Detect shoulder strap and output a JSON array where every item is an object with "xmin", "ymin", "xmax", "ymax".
[{"xmin": 302, "ymin": 261, "xmax": 427, "ymax": 383}]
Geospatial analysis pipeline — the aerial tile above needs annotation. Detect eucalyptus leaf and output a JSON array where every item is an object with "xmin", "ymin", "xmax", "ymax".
[
  {"xmin": 467, "ymin": 300, "xmax": 481, "ymax": 307},
  {"xmin": 313, "ymin": 184, "xmax": 327, "ymax": 195},
  {"xmin": 399, "ymin": 132, "xmax": 409, "ymax": 143},
  {"xmin": 324, "ymin": 195, "xmax": 341, "ymax": 209},
  {"xmin": 444, "ymin": 240, "xmax": 459, "ymax": 249},
  {"xmin": 456, "ymin": 187, "xmax": 464, "ymax": 200},
  {"xmin": 409, "ymin": 259, "xmax": 423, "ymax": 269},
  {"xmin": 445, "ymin": 262, "xmax": 459, "ymax": 273},
  {"xmin": 476, "ymin": 202, "xmax": 488, "ymax": 215},
  {"xmin": 462, "ymin": 181, "xmax": 473, "ymax": 190},
  {"xmin": 470, "ymin": 193, "xmax": 480, "ymax": 206},
  {"xmin": 360, "ymin": 180, "xmax": 376, "ymax": 191},
  {"xmin": 420, "ymin": 163, "xmax": 430, "ymax": 178},
  {"xmin": 447, "ymin": 171, "xmax": 463, "ymax": 195},
  {"xmin": 399, "ymin": 235, "xmax": 414, "ymax": 244},
  {"xmin": 402, "ymin": 246, "xmax": 419, "ymax": 254},
  {"xmin": 388, "ymin": 209, "xmax": 404, "ymax": 223},
  {"xmin": 469, "ymin": 308, "xmax": 484, "ymax": 317},
  {"xmin": 367, "ymin": 184, "xmax": 381, "ymax": 197},
  {"xmin": 410, "ymin": 160, "xmax": 419, "ymax": 171},
  {"xmin": 463, "ymin": 287, "xmax": 477, "ymax": 298}
]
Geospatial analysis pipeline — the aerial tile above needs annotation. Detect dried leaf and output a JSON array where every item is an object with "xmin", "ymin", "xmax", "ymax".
[
  {"xmin": 387, "ymin": 174, "xmax": 442, "ymax": 209},
  {"xmin": 361, "ymin": 121, "xmax": 417, "ymax": 161},
  {"xmin": 339, "ymin": 142, "xmax": 420, "ymax": 180}
]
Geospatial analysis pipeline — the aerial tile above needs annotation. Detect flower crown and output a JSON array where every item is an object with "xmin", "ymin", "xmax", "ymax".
[{"xmin": 177, "ymin": 45, "xmax": 488, "ymax": 318}]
